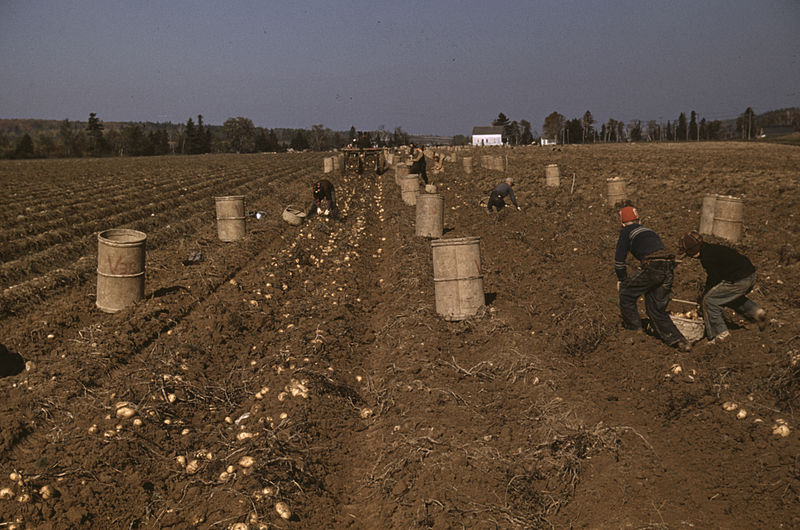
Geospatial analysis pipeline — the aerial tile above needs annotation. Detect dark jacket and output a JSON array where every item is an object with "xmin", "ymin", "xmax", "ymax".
[
  {"xmin": 699, "ymin": 242, "xmax": 756, "ymax": 292},
  {"xmin": 312, "ymin": 179, "xmax": 334, "ymax": 202},
  {"xmin": 614, "ymin": 223, "xmax": 668, "ymax": 281},
  {"xmin": 490, "ymin": 182, "xmax": 519, "ymax": 208}
]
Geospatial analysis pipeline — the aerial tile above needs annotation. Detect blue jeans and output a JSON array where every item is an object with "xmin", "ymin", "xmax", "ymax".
[
  {"xmin": 619, "ymin": 260, "xmax": 685, "ymax": 346},
  {"xmin": 702, "ymin": 273, "xmax": 760, "ymax": 339}
]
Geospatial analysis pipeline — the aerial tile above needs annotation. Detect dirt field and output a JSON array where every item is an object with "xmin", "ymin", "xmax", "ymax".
[{"xmin": 1, "ymin": 143, "xmax": 798, "ymax": 529}]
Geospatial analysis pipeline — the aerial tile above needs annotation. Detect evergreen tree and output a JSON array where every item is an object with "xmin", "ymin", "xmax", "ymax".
[
  {"xmin": 492, "ymin": 112, "xmax": 511, "ymax": 143},
  {"xmin": 736, "ymin": 107, "xmax": 756, "ymax": 139},
  {"xmin": 86, "ymin": 112, "xmax": 105, "ymax": 156},
  {"xmin": 519, "ymin": 120, "xmax": 533, "ymax": 144},
  {"xmin": 676, "ymin": 113, "xmax": 688, "ymax": 141},
  {"xmin": 184, "ymin": 118, "xmax": 196, "ymax": 154},
  {"xmin": 14, "ymin": 133, "xmax": 35, "ymax": 158},
  {"xmin": 582, "ymin": 111, "xmax": 595, "ymax": 143},
  {"xmin": 689, "ymin": 111, "xmax": 698, "ymax": 141},
  {"xmin": 290, "ymin": 130, "xmax": 309, "ymax": 151},
  {"xmin": 194, "ymin": 114, "xmax": 212, "ymax": 154},
  {"xmin": 121, "ymin": 124, "xmax": 149, "ymax": 156}
]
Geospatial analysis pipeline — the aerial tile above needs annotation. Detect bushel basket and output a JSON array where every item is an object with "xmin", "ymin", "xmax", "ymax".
[
  {"xmin": 670, "ymin": 315, "xmax": 705, "ymax": 343},
  {"xmin": 282, "ymin": 206, "xmax": 306, "ymax": 226}
]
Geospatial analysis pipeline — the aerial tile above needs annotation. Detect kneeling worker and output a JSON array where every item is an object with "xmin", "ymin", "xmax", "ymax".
[
  {"xmin": 678, "ymin": 231, "xmax": 767, "ymax": 343},
  {"xmin": 307, "ymin": 179, "xmax": 339, "ymax": 219},
  {"xmin": 487, "ymin": 177, "xmax": 520, "ymax": 212}
]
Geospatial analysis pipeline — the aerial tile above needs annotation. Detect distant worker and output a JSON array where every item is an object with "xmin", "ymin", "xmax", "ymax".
[
  {"xmin": 614, "ymin": 205, "xmax": 691, "ymax": 352},
  {"xmin": 409, "ymin": 143, "xmax": 428, "ymax": 184},
  {"xmin": 432, "ymin": 154, "xmax": 444, "ymax": 175},
  {"xmin": 307, "ymin": 179, "xmax": 339, "ymax": 219},
  {"xmin": 487, "ymin": 177, "xmax": 520, "ymax": 212},
  {"xmin": 678, "ymin": 231, "xmax": 767, "ymax": 343}
]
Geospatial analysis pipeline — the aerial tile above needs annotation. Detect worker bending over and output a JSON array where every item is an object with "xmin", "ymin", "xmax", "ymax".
[{"xmin": 615, "ymin": 205, "xmax": 691, "ymax": 352}]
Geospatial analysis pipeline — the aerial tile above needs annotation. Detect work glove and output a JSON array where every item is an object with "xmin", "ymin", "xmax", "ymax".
[{"xmin": 516, "ymin": 206, "xmax": 521, "ymax": 211}]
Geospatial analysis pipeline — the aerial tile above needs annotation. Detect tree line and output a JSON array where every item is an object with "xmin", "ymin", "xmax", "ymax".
[
  {"xmin": 538, "ymin": 107, "xmax": 799, "ymax": 144},
  {"xmin": 0, "ymin": 114, "xmax": 416, "ymax": 160}
]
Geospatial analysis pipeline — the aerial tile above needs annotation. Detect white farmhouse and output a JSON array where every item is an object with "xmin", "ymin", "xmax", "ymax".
[{"xmin": 471, "ymin": 126, "xmax": 504, "ymax": 146}]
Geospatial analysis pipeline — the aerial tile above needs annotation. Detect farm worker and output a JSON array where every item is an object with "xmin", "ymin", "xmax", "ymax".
[
  {"xmin": 409, "ymin": 142, "xmax": 428, "ymax": 184},
  {"xmin": 677, "ymin": 231, "xmax": 767, "ymax": 343},
  {"xmin": 487, "ymin": 177, "xmax": 520, "ymax": 212},
  {"xmin": 306, "ymin": 179, "xmax": 339, "ymax": 219},
  {"xmin": 614, "ymin": 205, "xmax": 691, "ymax": 352},
  {"xmin": 432, "ymin": 154, "xmax": 444, "ymax": 175}
]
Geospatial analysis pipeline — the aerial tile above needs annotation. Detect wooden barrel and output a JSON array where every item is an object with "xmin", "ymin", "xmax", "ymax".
[
  {"xmin": 545, "ymin": 164, "xmax": 560, "ymax": 187},
  {"xmin": 96, "ymin": 229, "xmax": 146, "ymax": 313},
  {"xmin": 215, "ymin": 195, "xmax": 246, "ymax": 242},
  {"xmin": 462, "ymin": 156, "xmax": 472, "ymax": 174},
  {"xmin": 712, "ymin": 195, "xmax": 743, "ymax": 243},
  {"xmin": 699, "ymin": 194, "xmax": 718, "ymax": 235},
  {"xmin": 415, "ymin": 193, "xmax": 444, "ymax": 238},
  {"xmin": 431, "ymin": 237, "xmax": 484, "ymax": 321},
  {"xmin": 399, "ymin": 174, "xmax": 420, "ymax": 206},
  {"xmin": 323, "ymin": 157, "xmax": 333, "ymax": 173},
  {"xmin": 607, "ymin": 177, "xmax": 627, "ymax": 207}
]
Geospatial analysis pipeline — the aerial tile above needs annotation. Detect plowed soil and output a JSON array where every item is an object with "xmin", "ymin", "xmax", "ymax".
[{"xmin": 1, "ymin": 143, "xmax": 798, "ymax": 529}]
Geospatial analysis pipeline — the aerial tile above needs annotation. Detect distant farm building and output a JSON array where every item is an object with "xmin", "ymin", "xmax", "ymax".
[
  {"xmin": 540, "ymin": 138, "xmax": 557, "ymax": 146},
  {"xmin": 471, "ymin": 126, "xmax": 503, "ymax": 146}
]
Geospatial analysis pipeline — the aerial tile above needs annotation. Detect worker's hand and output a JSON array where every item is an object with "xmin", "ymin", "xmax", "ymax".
[
  {"xmin": 516, "ymin": 206, "xmax": 521, "ymax": 211},
  {"xmin": 616, "ymin": 281, "xmax": 621, "ymax": 292}
]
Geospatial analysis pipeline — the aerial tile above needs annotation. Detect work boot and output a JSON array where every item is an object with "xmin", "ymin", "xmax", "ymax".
[
  {"xmin": 675, "ymin": 340, "xmax": 692, "ymax": 353},
  {"xmin": 755, "ymin": 309, "xmax": 768, "ymax": 331},
  {"xmin": 709, "ymin": 330, "xmax": 730, "ymax": 344}
]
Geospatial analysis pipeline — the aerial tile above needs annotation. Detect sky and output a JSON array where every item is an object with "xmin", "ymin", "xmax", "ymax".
[{"xmin": 1, "ymin": 0, "xmax": 798, "ymax": 136}]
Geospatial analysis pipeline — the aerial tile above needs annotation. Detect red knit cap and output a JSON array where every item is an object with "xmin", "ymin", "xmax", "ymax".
[{"xmin": 619, "ymin": 206, "xmax": 639, "ymax": 223}]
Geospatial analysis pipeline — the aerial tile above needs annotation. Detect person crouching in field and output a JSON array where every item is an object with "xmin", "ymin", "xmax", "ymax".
[
  {"xmin": 678, "ymin": 231, "xmax": 767, "ymax": 344},
  {"xmin": 487, "ymin": 177, "xmax": 520, "ymax": 212},
  {"xmin": 615, "ymin": 205, "xmax": 691, "ymax": 352},
  {"xmin": 409, "ymin": 143, "xmax": 428, "ymax": 184},
  {"xmin": 307, "ymin": 179, "xmax": 339, "ymax": 219}
]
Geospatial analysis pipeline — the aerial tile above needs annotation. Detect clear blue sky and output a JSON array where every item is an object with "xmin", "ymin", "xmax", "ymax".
[{"xmin": 1, "ymin": 0, "xmax": 798, "ymax": 136}]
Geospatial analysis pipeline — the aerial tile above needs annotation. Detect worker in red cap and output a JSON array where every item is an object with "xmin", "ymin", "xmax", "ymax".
[
  {"xmin": 678, "ymin": 231, "xmax": 766, "ymax": 343},
  {"xmin": 614, "ymin": 204, "xmax": 691, "ymax": 351},
  {"xmin": 307, "ymin": 179, "xmax": 339, "ymax": 219}
]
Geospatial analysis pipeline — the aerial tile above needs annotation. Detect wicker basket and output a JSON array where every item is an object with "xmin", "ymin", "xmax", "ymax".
[
  {"xmin": 671, "ymin": 315, "xmax": 705, "ymax": 343},
  {"xmin": 282, "ymin": 206, "xmax": 306, "ymax": 226}
]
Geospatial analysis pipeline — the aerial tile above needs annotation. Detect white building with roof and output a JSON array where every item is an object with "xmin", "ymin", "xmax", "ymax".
[{"xmin": 471, "ymin": 126, "xmax": 504, "ymax": 146}]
